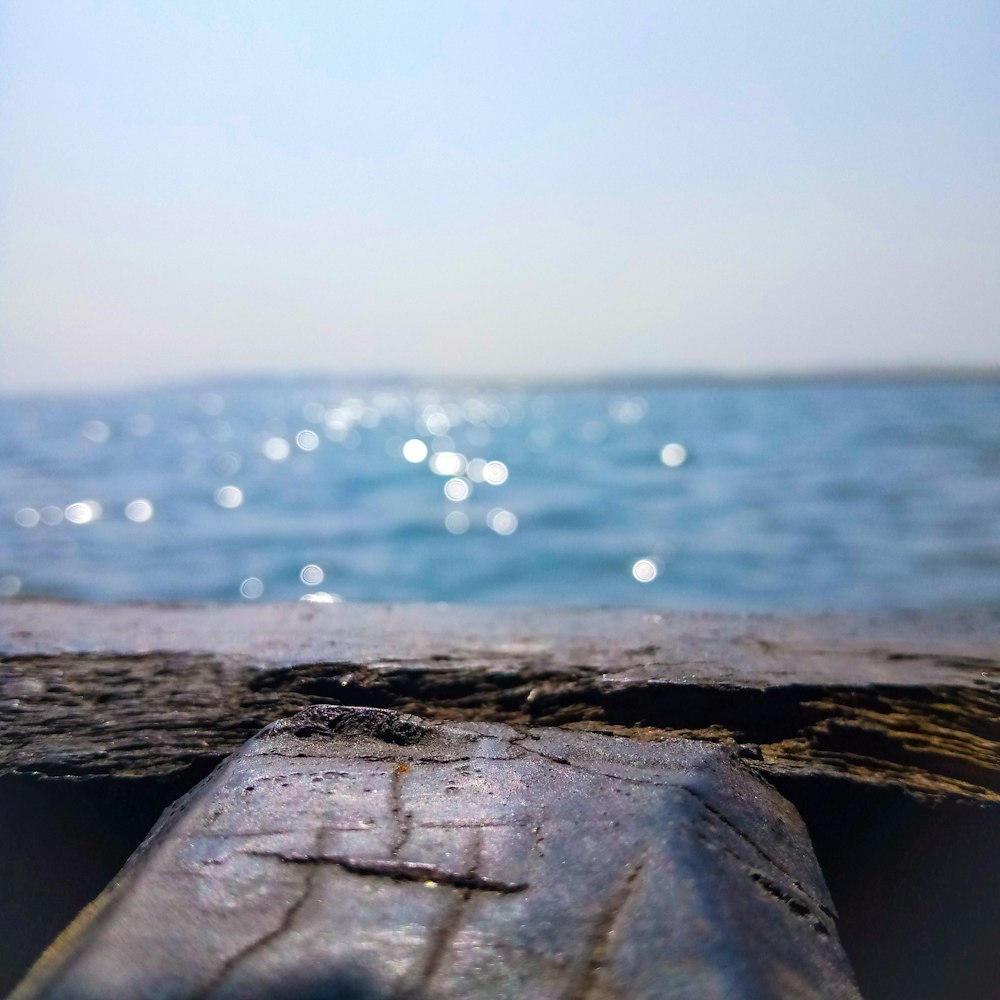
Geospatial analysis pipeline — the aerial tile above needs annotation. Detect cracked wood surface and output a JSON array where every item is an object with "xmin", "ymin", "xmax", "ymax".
[
  {"xmin": 12, "ymin": 706, "xmax": 859, "ymax": 1000},
  {"xmin": 1, "ymin": 601, "xmax": 998, "ymax": 801}
]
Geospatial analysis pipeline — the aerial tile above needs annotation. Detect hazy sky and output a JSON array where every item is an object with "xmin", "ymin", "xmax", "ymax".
[{"xmin": 1, "ymin": 1, "xmax": 998, "ymax": 392}]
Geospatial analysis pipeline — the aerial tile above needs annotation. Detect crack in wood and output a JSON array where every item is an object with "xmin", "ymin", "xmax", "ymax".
[
  {"xmin": 5, "ymin": 646, "xmax": 998, "ymax": 802},
  {"xmin": 680, "ymin": 785, "xmax": 831, "ymax": 914},
  {"xmin": 414, "ymin": 819, "xmax": 533, "ymax": 830},
  {"xmin": 511, "ymin": 742, "xmax": 677, "ymax": 786},
  {"xmin": 693, "ymin": 825, "xmax": 835, "ymax": 933},
  {"xmin": 389, "ymin": 765, "xmax": 411, "ymax": 857},
  {"xmin": 245, "ymin": 849, "xmax": 528, "ymax": 895},
  {"xmin": 403, "ymin": 829, "xmax": 486, "ymax": 996},
  {"xmin": 749, "ymin": 873, "xmax": 831, "ymax": 936},
  {"xmin": 564, "ymin": 856, "xmax": 646, "ymax": 1000},
  {"xmin": 191, "ymin": 829, "xmax": 324, "ymax": 1000}
]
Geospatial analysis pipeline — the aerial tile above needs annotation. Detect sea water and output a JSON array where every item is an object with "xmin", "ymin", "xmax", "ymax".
[{"xmin": 2, "ymin": 377, "xmax": 999, "ymax": 610}]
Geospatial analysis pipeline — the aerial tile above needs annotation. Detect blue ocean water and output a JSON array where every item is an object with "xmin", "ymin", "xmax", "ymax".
[{"xmin": 1, "ymin": 378, "xmax": 999, "ymax": 610}]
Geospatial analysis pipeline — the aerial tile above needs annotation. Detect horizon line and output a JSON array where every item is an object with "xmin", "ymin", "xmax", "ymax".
[{"xmin": 2, "ymin": 363, "xmax": 999, "ymax": 400}]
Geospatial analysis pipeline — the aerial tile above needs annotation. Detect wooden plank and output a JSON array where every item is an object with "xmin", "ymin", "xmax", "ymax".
[
  {"xmin": 3, "ymin": 600, "xmax": 998, "ymax": 686},
  {"xmin": 12, "ymin": 706, "xmax": 859, "ymax": 1000},
  {"xmin": 2, "ymin": 601, "xmax": 998, "ymax": 800}
]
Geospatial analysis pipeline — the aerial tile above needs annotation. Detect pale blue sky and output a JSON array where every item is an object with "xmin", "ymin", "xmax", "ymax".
[{"xmin": 1, "ymin": 0, "xmax": 998, "ymax": 391}]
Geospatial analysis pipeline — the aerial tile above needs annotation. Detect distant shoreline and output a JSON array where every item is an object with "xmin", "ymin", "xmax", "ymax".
[{"xmin": 3, "ymin": 366, "xmax": 1000, "ymax": 400}]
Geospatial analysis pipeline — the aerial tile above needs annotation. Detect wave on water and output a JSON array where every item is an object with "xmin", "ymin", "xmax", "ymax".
[{"xmin": 2, "ymin": 377, "xmax": 999, "ymax": 610}]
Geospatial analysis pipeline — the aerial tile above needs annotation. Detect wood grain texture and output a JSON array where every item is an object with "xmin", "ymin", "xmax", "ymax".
[
  {"xmin": 12, "ymin": 706, "xmax": 859, "ymax": 1000},
  {"xmin": 2, "ymin": 602, "xmax": 998, "ymax": 800}
]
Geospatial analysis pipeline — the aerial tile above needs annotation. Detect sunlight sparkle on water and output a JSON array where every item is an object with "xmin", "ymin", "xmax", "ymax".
[
  {"xmin": 324, "ymin": 416, "xmax": 349, "ymax": 442},
  {"xmin": 487, "ymin": 508, "xmax": 518, "ymax": 535},
  {"xmin": 483, "ymin": 461, "xmax": 508, "ymax": 485},
  {"xmin": 660, "ymin": 443, "xmax": 687, "ymax": 467},
  {"xmin": 402, "ymin": 439, "xmax": 429, "ymax": 463},
  {"xmin": 296, "ymin": 429, "xmax": 320, "ymax": 451},
  {"xmin": 423, "ymin": 409, "xmax": 451, "ymax": 436},
  {"xmin": 430, "ymin": 452, "xmax": 466, "ymax": 476},
  {"xmin": 445, "ymin": 510, "xmax": 470, "ymax": 534},
  {"xmin": 263, "ymin": 437, "xmax": 291, "ymax": 461},
  {"xmin": 125, "ymin": 499, "xmax": 154, "ymax": 523},
  {"xmin": 300, "ymin": 591, "xmax": 342, "ymax": 603},
  {"xmin": 609, "ymin": 397, "xmax": 647, "ymax": 424},
  {"xmin": 444, "ymin": 478, "xmax": 471, "ymax": 501},
  {"xmin": 3, "ymin": 379, "xmax": 997, "ymax": 609},
  {"xmin": 632, "ymin": 558, "xmax": 658, "ymax": 583},
  {"xmin": 40, "ymin": 505, "xmax": 63, "ymax": 525},
  {"xmin": 81, "ymin": 420, "xmax": 110, "ymax": 443},
  {"xmin": 65, "ymin": 501, "xmax": 102, "ymax": 525},
  {"xmin": 15, "ymin": 508, "xmax": 40, "ymax": 528},
  {"xmin": 214, "ymin": 485, "xmax": 244, "ymax": 509}
]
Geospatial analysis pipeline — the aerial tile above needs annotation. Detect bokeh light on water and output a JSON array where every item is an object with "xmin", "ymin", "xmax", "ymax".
[
  {"xmin": 239, "ymin": 577, "xmax": 264, "ymax": 600},
  {"xmin": 213, "ymin": 485, "xmax": 244, "ymax": 509},
  {"xmin": 632, "ymin": 558, "xmax": 658, "ymax": 583},
  {"xmin": 660, "ymin": 443, "xmax": 688, "ymax": 468},
  {"xmin": 1, "ymin": 378, "xmax": 1000, "ymax": 609},
  {"xmin": 124, "ymin": 499, "xmax": 154, "ymax": 523},
  {"xmin": 444, "ymin": 478, "xmax": 471, "ymax": 502}
]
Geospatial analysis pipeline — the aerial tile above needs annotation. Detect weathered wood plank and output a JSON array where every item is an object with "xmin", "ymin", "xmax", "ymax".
[
  {"xmin": 2, "ymin": 601, "xmax": 998, "ymax": 800},
  {"xmin": 4, "ymin": 601, "xmax": 998, "ymax": 685},
  {"xmin": 12, "ymin": 706, "xmax": 859, "ymax": 1000}
]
